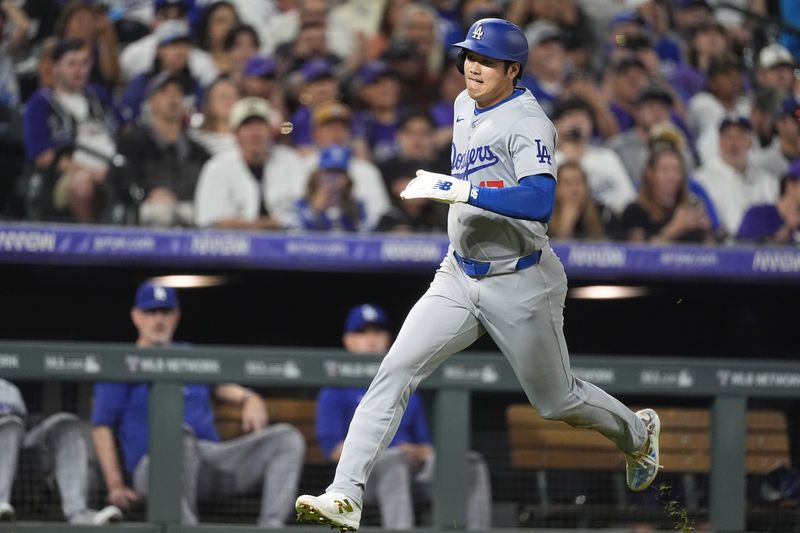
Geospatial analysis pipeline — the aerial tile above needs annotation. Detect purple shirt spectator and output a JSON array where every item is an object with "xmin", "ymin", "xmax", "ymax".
[{"xmin": 737, "ymin": 205, "xmax": 784, "ymax": 241}]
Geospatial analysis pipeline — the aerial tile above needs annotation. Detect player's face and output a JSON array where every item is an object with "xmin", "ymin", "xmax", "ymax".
[
  {"xmin": 343, "ymin": 327, "xmax": 391, "ymax": 354},
  {"xmin": 463, "ymin": 51, "xmax": 518, "ymax": 108},
  {"xmin": 131, "ymin": 308, "xmax": 180, "ymax": 347}
]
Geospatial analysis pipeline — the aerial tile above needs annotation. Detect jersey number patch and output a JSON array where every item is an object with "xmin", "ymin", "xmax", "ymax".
[
  {"xmin": 433, "ymin": 180, "xmax": 452, "ymax": 191},
  {"xmin": 534, "ymin": 139, "xmax": 552, "ymax": 165},
  {"xmin": 472, "ymin": 23, "xmax": 484, "ymax": 40}
]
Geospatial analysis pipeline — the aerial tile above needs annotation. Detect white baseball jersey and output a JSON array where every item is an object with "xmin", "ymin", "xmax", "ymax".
[{"xmin": 449, "ymin": 88, "xmax": 557, "ymax": 261}]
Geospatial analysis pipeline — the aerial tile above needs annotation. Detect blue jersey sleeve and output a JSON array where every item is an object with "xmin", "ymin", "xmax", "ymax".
[
  {"xmin": 91, "ymin": 382, "xmax": 130, "ymax": 427},
  {"xmin": 467, "ymin": 174, "xmax": 555, "ymax": 221},
  {"xmin": 315, "ymin": 388, "xmax": 354, "ymax": 460}
]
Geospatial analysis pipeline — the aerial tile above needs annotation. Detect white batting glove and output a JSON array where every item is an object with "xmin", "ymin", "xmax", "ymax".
[{"xmin": 400, "ymin": 170, "xmax": 472, "ymax": 204}]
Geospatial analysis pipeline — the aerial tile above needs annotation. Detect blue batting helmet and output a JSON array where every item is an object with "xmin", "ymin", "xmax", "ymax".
[{"xmin": 453, "ymin": 18, "xmax": 528, "ymax": 79}]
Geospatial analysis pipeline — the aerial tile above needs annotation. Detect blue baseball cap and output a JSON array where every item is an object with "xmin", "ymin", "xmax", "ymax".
[
  {"xmin": 718, "ymin": 114, "xmax": 752, "ymax": 133},
  {"xmin": 244, "ymin": 55, "xmax": 277, "ymax": 78},
  {"xmin": 344, "ymin": 304, "xmax": 388, "ymax": 333},
  {"xmin": 780, "ymin": 96, "xmax": 800, "ymax": 119},
  {"xmin": 301, "ymin": 59, "xmax": 334, "ymax": 83},
  {"xmin": 135, "ymin": 282, "xmax": 179, "ymax": 311},
  {"xmin": 154, "ymin": 0, "xmax": 190, "ymax": 12},
  {"xmin": 320, "ymin": 144, "xmax": 352, "ymax": 171},
  {"xmin": 355, "ymin": 60, "xmax": 395, "ymax": 86}
]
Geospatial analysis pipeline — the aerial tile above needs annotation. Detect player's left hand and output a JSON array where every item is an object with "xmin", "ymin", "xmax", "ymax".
[{"xmin": 400, "ymin": 170, "xmax": 472, "ymax": 204}]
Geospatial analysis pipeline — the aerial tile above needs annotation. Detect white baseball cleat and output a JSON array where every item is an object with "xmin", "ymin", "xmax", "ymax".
[
  {"xmin": 625, "ymin": 408, "xmax": 663, "ymax": 491},
  {"xmin": 296, "ymin": 492, "xmax": 361, "ymax": 532}
]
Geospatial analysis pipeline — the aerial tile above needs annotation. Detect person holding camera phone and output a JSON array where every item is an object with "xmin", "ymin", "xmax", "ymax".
[
  {"xmin": 292, "ymin": 144, "xmax": 365, "ymax": 232},
  {"xmin": 618, "ymin": 143, "xmax": 715, "ymax": 243}
]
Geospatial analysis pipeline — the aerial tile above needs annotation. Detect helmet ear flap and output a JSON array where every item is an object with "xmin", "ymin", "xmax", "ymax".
[{"xmin": 456, "ymin": 49, "xmax": 467, "ymax": 75}]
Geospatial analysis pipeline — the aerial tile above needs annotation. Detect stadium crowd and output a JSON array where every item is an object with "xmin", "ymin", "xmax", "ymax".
[{"xmin": 0, "ymin": 0, "xmax": 798, "ymax": 244}]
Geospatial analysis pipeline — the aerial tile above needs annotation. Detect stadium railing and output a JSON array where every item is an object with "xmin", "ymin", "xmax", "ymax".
[{"xmin": 0, "ymin": 342, "xmax": 798, "ymax": 532}]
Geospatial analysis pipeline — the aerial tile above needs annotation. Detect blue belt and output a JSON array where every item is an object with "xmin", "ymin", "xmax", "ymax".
[{"xmin": 452, "ymin": 249, "xmax": 542, "ymax": 278}]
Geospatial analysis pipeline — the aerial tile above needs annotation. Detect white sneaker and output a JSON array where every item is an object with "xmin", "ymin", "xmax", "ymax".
[
  {"xmin": 296, "ymin": 492, "xmax": 361, "ymax": 531},
  {"xmin": 69, "ymin": 505, "xmax": 123, "ymax": 525},
  {"xmin": 625, "ymin": 408, "xmax": 663, "ymax": 491},
  {"xmin": 0, "ymin": 502, "xmax": 14, "ymax": 521}
]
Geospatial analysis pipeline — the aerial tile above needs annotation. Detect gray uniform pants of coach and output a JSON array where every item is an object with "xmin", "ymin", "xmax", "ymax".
[
  {"xmin": 0, "ymin": 413, "xmax": 94, "ymax": 520},
  {"xmin": 329, "ymin": 247, "xmax": 647, "ymax": 516},
  {"xmin": 133, "ymin": 423, "xmax": 305, "ymax": 526},
  {"xmin": 366, "ymin": 447, "xmax": 491, "ymax": 530}
]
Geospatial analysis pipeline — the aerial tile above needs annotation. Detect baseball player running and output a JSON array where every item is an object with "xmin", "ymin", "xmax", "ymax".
[{"xmin": 296, "ymin": 18, "xmax": 661, "ymax": 531}]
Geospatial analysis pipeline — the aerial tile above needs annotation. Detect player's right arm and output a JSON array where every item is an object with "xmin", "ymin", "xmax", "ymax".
[
  {"xmin": 91, "ymin": 383, "xmax": 141, "ymax": 509},
  {"xmin": 93, "ymin": 425, "xmax": 141, "ymax": 508}
]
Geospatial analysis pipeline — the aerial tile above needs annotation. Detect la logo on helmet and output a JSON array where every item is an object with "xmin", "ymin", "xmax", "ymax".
[{"xmin": 472, "ymin": 23, "xmax": 484, "ymax": 40}]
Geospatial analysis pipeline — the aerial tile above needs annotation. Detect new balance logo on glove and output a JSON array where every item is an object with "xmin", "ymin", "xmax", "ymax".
[{"xmin": 400, "ymin": 170, "xmax": 472, "ymax": 204}]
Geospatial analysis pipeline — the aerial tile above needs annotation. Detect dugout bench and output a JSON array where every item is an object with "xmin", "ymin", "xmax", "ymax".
[{"xmin": 506, "ymin": 404, "xmax": 792, "ymax": 528}]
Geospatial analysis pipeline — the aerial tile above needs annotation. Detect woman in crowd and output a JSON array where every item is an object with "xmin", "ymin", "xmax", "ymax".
[
  {"xmin": 618, "ymin": 144, "xmax": 715, "ymax": 243},
  {"xmin": 549, "ymin": 161, "xmax": 607, "ymax": 241},
  {"xmin": 188, "ymin": 76, "xmax": 240, "ymax": 155}
]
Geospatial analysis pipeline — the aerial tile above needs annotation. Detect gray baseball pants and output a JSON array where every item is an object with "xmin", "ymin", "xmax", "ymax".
[
  {"xmin": 329, "ymin": 247, "xmax": 646, "ymax": 507},
  {"xmin": 0, "ymin": 413, "xmax": 94, "ymax": 520},
  {"xmin": 364, "ymin": 447, "xmax": 491, "ymax": 529},
  {"xmin": 133, "ymin": 423, "xmax": 305, "ymax": 526}
]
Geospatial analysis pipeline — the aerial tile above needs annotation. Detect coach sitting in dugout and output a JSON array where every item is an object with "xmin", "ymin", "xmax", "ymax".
[
  {"xmin": 91, "ymin": 281, "xmax": 305, "ymax": 526},
  {"xmin": 315, "ymin": 304, "xmax": 492, "ymax": 530}
]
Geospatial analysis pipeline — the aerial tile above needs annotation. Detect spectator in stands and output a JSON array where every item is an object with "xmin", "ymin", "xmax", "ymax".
[
  {"xmin": 608, "ymin": 85, "xmax": 696, "ymax": 184},
  {"xmin": 375, "ymin": 160, "xmax": 448, "ymax": 233},
  {"xmin": 117, "ymin": 19, "xmax": 200, "ymax": 126},
  {"xmin": 289, "ymin": 58, "xmax": 340, "ymax": 151},
  {"xmin": 606, "ymin": 57, "xmax": 653, "ymax": 134},
  {"xmin": 392, "ymin": 3, "xmax": 444, "ymax": 80},
  {"xmin": 0, "ymin": 379, "xmax": 122, "ymax": 525},
  {"xmin": 671, "ymin": 0, "xmax": 713, "ymax": 40},
  {"xmin": 194, "ymin": 97, "xmax": 305, "ymax": 229},
  {"xmin": 618, "ymin": 144, "xmax": 714, "ymax": 243},
  {"xmin": 750, "ymin": 87, "xmax": 784, "ymax": 151},
  {"xmin": 351, "ymin": 60, "xmax": 403, "ymax": 163},
  {"xmin": 668, "ymin": 20, "xmax": 728, "ymax": 103},
  {"xmin": 694, "ymin": 116, "xmax": 778, "ymax": 236},
  {"xmin": 110, "ymin": 73, "xmax": 210, "ymax": 227},
  {"xmin": 292, "ymin": 145, "xmax": 365, "ymax": 232},
  {"xmin": 193, "ymin": 1, "xmax": 238, "ymax": 77},
  {"xmin": 305, "ymin": 101, "xmax": 390, "ymax": 230},
  {"xmin": 55, "ymin": 0, "xmax": 120, "ymax": 91},
  {"xmin": 260, "ymin": 0, "xmax": 329, "ymax": 60},
  {"xmin": 276, "ymin": 20, "xmax": 341, "ymax": 76},
  {"xmin": 315, "ymin": 304, "xmax": 491, "ymax": 530},
  {"xmin": 552, "ymin": 98, "xmax": 636, "ymax": 215},
  {"xmin": 240, "ymin": 55, "xmax": 285, "ymax": 117},
  {"xmin": 217, "ymin": 24, "xmax": 260, "ymax": 80},
  {"xmin": 188, "ymin": 76, "xmax": 240, "ymax": 155},
  {"xmin": 737, "ymin": 160, "xmax": 800, "ymax": 244},
  {"xmin": 120, "ymin": 0, "xmax": 216, "ymax": 85},
  {"xmin": 429, "ymin": 57, "xmax": 463, "ymax": 152},
  {"xmin": 688, "ymin": 53, "xmax": 751, "ymax": 164},
  {"xmin": 22, "ymin": 40, "xmax": 117, "ymax": 223},
  {"xmin": 0, "ymin": 0, "xmax": 30, "ymax": 108},
  {"xmin": 91, "ymin": 282, "xmax": 305, "ymax": 526},
  {"xmin": 752, "ymin": 97, "xmax": 800, "ymax": 180},
  {"xmin": 549, "ymin": 161, "xmax": 607, "ymax": 241},
  {"xmin": 379, "ymin": 110, "xmax": 448, "ymax": 188},
  {"xmin": 519, "ymin": 21, "xmax": 566, "ymax": 117},
  {"xmin": 381, "ymin": 37, "xmax": 438, "ymax": 107},
  {"xmin": 755, "ymin": 43, "xmax": 796, "ymax": 95}
]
